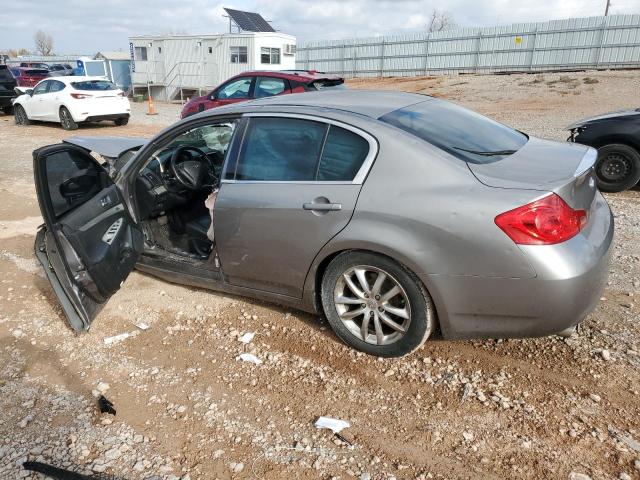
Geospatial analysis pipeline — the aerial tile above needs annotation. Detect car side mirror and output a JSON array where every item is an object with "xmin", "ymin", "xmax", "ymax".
[
  {"xmin": 26, "ymin": 89, "xmax": 34, "ymax": 96},
  {"xmin": 59, "ymin": 173, "xmax": 98, "ymax": 204},
  {"xmin": 209, "ymin": 91, "xmax": 217, "ymax": 100}
]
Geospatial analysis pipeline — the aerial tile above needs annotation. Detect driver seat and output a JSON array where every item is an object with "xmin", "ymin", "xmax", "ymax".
[{"xmin": 185, "ymin": 214, "xmax": 212, "ymax": 257}]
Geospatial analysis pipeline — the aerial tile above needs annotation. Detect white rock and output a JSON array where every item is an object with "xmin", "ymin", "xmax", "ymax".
[
  {"xmin": 569, "ymin": 473, "xmax": 592, "ymax": 480},
  {"xmin": 589, "ymin": 393, "xmax": 601, "ymax": 403},
  {"xmin": 619, "ymin": 473, "xmax": 631, "ymax": 480},
  {"xmin": 96, "ymin": 382, "xmax": 110, "ymax": 394},
  {"xmin": 601, "ymin": 349, "xmax": 612, "ymax": 361},
  {"xmin": 462, "ymin": 431, "xmax": 474, "ymax": 441}
]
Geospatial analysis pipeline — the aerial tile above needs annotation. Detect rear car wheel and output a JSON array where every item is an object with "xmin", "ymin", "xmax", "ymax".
[
  {"xmin": 2, "ymin": 106, "xmax": 13, "ymax": 115},
  {"xmin": 321, "ymin": 251, "xmax": 435, "ymax": 357},
  {"xmin": 59, "ymin": 107, "xmax": 78, "ymax": 130},
  {"xmin": 114, "ymin": 117, "xmax": 129, "ymax": 126},
  {"xmin": 14, "ymin": 105, "xmax": 30, "ymax": 125},
  {"xmin": 595, "ymin": 144, "xmax": 640, "ymax": 192}
]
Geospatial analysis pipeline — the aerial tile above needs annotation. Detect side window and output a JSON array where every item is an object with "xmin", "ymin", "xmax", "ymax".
[
  {"xmin": 236, "ymin": 118, "xmax": 327, "ymax": 181},
  {"xmin": 317, "ymin": 126, "xmax": 370, "ymax": 181},
  {"xmin": 33, "ymin": 81, "xmax": 49, "ymax": 95},
  {"xmin": 217, "ymin": 78, "xmax": 252, "ymax": 100},
  {"xmin": 254, "ymin": 77, "xmax": 287, "ymax": 98},
  {"xmin": 49, "ymin": 80, "xmax": 66, "ymax": 93},
  {"xmin": 260, "ymin": 47, "xmax": 281, "ymax": 64},
  {"xmin": 45, "ymin": 150, "xmax": 106, "ymax": 218}
]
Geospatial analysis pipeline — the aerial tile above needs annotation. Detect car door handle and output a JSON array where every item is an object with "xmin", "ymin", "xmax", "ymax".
[{"xmin": 303, "ymin": 202, "xmax": 342, "ymax": 211}]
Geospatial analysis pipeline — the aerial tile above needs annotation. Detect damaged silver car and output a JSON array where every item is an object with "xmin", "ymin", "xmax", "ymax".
[{"xmin": 34, "ymin": 90, "xmax": 613, "ymax": 357}]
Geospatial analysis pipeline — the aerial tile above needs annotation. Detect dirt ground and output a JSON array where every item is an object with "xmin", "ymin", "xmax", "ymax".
[{"xmin": 1, "ymin": 70, "xmax": 639, "ymax": 480}]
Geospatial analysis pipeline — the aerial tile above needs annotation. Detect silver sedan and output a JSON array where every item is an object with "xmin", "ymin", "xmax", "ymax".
[{"xmin": 33, "ymin": 90, "xmax": 613, "ymax": 357}]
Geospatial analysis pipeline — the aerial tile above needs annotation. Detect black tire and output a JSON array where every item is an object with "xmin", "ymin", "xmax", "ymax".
[
  {"xmin": 59, "ymin": 106, "xmax": 78, "ymax": 130},
  {"xmin": 320, "ymin": 251, "xmax": 435, "ymax": 357},
  {"xmin": 114, "ymin": 117, "xmax": 129, "ymax": 126},
  {"xmin": 14, "ymin": 105, "xmax": 30, "ymax": 125},
  {"xmin": 2, "ymin": 105, "xmax": 13, "ymax": 115},
  {"xmin": 595, "ymin": 144, "xmax": 640, "ymax": 193}
]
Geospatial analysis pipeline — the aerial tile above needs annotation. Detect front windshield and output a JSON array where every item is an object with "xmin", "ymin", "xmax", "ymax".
[{"xmin": 379, "ymin": 98, "xmax": 528, "ymax": 164}]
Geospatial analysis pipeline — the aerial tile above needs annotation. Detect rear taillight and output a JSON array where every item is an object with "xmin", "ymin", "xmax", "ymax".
[
  {"xmin": 71, "ymin": 93, "xmax": 92, "ymax": 99},
  {"xmin": 495, "ymin": 193, "xmax": 587, "ymax": 245}
]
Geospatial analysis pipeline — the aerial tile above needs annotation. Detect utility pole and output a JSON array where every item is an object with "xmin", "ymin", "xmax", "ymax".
[{"xmin": 604, "ymin": 0, "xmax": 611, "ymax": 16}]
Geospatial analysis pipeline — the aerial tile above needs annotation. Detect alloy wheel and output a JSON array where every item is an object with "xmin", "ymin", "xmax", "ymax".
[{"xmin": 333, "ymin": 265, "xmax": 411, "ymax": 345}]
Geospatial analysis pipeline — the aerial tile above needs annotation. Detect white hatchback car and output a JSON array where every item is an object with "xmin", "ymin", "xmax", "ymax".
[{"xmin": 13, "ymin": 76, "xmax": 130, "ymax": 130}]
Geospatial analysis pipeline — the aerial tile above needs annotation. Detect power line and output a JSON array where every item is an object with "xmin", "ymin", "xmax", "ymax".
[{"xmin": 605, "ymin": 0, "xmax": 611, "ymax": 16}]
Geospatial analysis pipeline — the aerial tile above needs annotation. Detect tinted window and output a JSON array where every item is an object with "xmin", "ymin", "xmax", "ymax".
[
  {"xmin": 45, "ymin": 150, "xmax": 104, "ymax": 218},
  {"xmin": 379, "ymin": 99, "xmax": 528, "ymax": 164},
  {"xmin": 236, "ymin": 118, "xmax": 327, "ymax": 181},
  {"xmin": 309, "ymin": 79, "xmax": 346, "ymax": 90},
  {"xmin": 27, "ymin": 69, "xmax": 48, "ymax": 76},
  {"xmin": 33, "ymin": 81, "xmax": 49, "ymax": 94},
  {"xmin": 217, "ymin": 78, "xmax": 251, "ymax": 100},
  {"xmin": 71, "ymin": 80, "xmax": 117, "ymax": 91},
  {"xmin": 0, "ymin": 66, "xmax": 13, "ymax": 82},
  {"xmin": 254, "ymin": 77, "xmax": 286, "ymax": 98},
  {"xmin": 49, "ymin": 80, "xmax": 66, "ymax": 93},
  {"xmin": 317, "ymin": 126, "xmax": 370, "ymax": 181}
]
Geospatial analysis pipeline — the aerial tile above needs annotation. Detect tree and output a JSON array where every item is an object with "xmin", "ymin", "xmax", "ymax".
[
  {"xmin": 427, "ymin": 10, "xmax": 454, "ymax": 33},
  {"xmin": 18, "ymin": 48, "xmax": 30, "ymax": 56},
  {"xmin": 34, "ymin": 30, "xmax": 54, "ymax": 56}
]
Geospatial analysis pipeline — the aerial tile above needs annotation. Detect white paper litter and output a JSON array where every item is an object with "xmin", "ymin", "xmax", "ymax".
[
  {"xmin": 314, "ymin": 416, "xmax": 350, "ymax": 434},
  {"xmin": 238, "ymin": 332, "xmax": 255, "ymax": 344},
  {"xmin": 237, "ymin": 353, "xmax": 262, "ymax": 364},
  {"xmin": 134, "ymin": 322, "xmax": 150, "ymax": 331}
]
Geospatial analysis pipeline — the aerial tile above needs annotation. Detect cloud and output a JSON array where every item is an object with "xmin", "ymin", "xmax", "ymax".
[{"xmin": 0, "ymin": 0, "xmax": 635, "ymax": 54}]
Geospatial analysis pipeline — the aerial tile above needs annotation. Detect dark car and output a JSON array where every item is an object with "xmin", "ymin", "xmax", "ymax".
[
  {"xmin": 568, "ymin": 109, "xmax": 640, "ymax": 192},
  {"xmin": 20, "ymin": 62, "xmax": 50, "ymax": 69},
  {"xmin": 10, "ymin": 67, "xmax": 50, "ymax": 88},
  {"xmin": 180, "ymin": 70, "xmax": 344, "ymax": 118},
  {"xmin": 0, "ymin": 65, "xmax": 17, "ymax": 114}
]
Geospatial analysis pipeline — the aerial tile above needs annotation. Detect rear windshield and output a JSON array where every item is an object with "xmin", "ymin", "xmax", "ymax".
[
  {"xmin": 26, "ymin": 69, "xmax": 49, "ymax": 76},
  {"xmin": 309, "ymin": 79, "xmax": 346, "ymax": 90},
  {"xmin": 379, "ymin": 99, "xmax": 528, "ymax": 164},
  {"xmin": 71, "ymin": 80, "xmax": 117, "ymax": 91},
  {"xmin": 0, "ymin": 66, "xmax": 14, "ymax": 82}
]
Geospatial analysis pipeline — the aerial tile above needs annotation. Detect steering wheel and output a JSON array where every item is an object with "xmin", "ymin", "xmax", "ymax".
[{"xmin": 169, "ymin": 145, "xmax": 208, "ymax": 191}]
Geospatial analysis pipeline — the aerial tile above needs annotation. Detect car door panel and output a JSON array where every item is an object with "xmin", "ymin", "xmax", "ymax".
[
  {"xmin": 215, "ymin": 183, "xmax": 361, "ymax": 297},
  {"xmin": 34, "ymin": 144, "xmax": 143, "ymax": 330}
]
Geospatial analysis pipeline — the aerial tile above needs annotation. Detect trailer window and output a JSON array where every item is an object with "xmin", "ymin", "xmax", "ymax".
[
  {"xmin": 260, "ymin": 47, "xmax": 280, "ymax": 65},
  {"xmin": 230, "ymin": 46, "xmax": 247, "ymax": 63},
  {"xmin": 135, "ymin": 46, "xmax": 148, "ymax": 61}
]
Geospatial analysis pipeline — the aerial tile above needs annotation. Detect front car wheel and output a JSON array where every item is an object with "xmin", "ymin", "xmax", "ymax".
[
  {"xmin": 14, "ymin": 105, "xmax": 30, "ymax": 125},
  {"xmin": 321, "ymin": 251, "xmax": 435, "ymax": 357},
  {"xmin": 595, "ymin": 144, "xmax": 640, "ymax": 192}
]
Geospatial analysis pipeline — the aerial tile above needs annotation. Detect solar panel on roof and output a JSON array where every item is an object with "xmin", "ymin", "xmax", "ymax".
[{"xmin": 224, "ymin": 8, "xmax": 275, "ymax": 32}]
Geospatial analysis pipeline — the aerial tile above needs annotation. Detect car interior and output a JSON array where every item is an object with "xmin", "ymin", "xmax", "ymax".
[{"xmin": 133, "ymin": 122, "xmax": 236, "ymax": 261}]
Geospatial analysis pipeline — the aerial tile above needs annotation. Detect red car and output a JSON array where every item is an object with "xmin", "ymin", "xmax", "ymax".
[
  {"xmin": 10, "ymin": 67, "xmax": 50, "ymax": 88},
  {"xmin": 180, "ymin": 70, "xmax": 344, "ymax": 118}
]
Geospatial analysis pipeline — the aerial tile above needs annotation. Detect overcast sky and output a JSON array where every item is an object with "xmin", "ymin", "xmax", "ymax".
[{"xmin": 0, "ymin": 0, "xmax": 638, "ymax": 54}]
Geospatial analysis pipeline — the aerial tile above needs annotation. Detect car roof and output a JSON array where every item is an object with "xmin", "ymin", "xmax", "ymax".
[
  {"xmin": 199, "ymin": 90, "xmax": 432, "ymax": 119},
  {"xmin": 231, "ymin": 70, "xmax": 343, "ymax": 82},
  {"xmin": 49, "ymin": 76, "xmax": 111, "ymax": 84}
]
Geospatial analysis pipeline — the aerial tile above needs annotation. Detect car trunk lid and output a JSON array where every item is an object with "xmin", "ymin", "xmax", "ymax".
[{"xmin": 467, "ymin": 137, "xmax": 598, "ymax": 211}]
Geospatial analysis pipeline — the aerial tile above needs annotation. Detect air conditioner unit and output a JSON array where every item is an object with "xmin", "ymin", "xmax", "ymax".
[{"xmin": 283, "ymin": 44, "xmax": 296, "ymax": 55}]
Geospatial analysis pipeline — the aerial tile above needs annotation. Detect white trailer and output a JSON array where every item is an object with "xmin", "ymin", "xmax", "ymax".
[{"xmin": 129, "ymin": 32, "xmax": 296, "ymax": 101}]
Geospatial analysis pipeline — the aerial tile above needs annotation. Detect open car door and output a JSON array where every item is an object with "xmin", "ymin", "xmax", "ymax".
[{"xmin": 33, "ymin": 144, "xmax": 143, "ymax": 331}]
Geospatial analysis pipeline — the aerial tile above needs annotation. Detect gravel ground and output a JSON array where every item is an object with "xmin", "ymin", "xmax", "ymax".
[{"xmin": 0, "ymin": 70, "xmax": 639, "ymax": 480}]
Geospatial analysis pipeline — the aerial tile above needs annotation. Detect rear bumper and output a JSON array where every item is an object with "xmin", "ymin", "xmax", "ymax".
[
  {"xmin": 84, "ymin": 113, "xmax": 130, "ymax": 122},
  {"xmin": 425, "ymin": 192, "xmax": 614, "ymax": 339}
]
